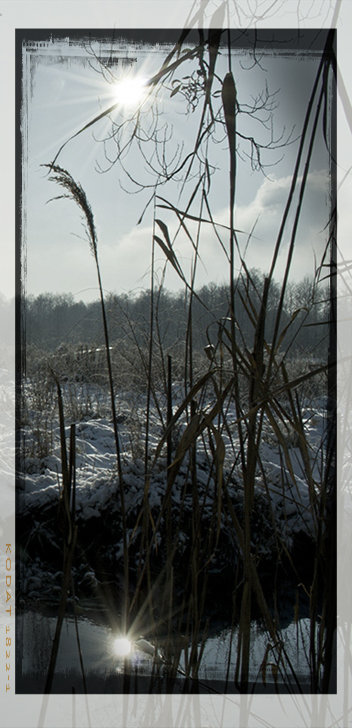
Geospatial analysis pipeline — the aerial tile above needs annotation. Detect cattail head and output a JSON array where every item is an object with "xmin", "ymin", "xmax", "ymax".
[{"xmin": 43, "ymin": 163, "xmax": 98, "ymax": 258}]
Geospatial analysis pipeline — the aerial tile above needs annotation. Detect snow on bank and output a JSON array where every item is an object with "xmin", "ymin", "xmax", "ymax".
[{"xmin": 17, "ymin": 381, "xmax": 330, "ymax": 606}]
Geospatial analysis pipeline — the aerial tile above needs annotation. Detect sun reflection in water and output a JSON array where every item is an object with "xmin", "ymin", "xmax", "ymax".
[{"xmin": 112, "ymin": 636, "xmax": 132, "ymax": 658}]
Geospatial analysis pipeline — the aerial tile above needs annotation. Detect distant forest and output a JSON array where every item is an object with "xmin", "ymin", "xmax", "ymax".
[{"xmin": 24, "ymin": 272, "xmax": 330, "ymax": 359}]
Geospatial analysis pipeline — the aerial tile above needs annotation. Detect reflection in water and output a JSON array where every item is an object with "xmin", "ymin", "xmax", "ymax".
[
  {"xmin": 113, "ymin": 637, "xmax": 132, "ymax": 657},
  {"xmin": 16, "ymin": 610, "xmax": 314, "ymax": 693}
]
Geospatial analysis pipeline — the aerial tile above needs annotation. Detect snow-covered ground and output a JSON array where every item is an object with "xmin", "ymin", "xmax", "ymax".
[{"xmin": 17, "ymin": 370, "xmax": 330, "ymax": 606}]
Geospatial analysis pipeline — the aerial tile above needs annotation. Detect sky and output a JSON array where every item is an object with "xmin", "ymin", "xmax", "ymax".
[{"xmin": 21, "ymin": 29, "xmax": 332, "ymax": 303}]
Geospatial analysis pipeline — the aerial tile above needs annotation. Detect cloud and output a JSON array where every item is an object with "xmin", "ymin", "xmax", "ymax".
[
  {"xmin": 97, "ymin": 170, "xmax": 331, "ymax": 294},
  {"xmin": 220, "ymin": 170, "xmax": 331, "ymax": 281},
  {"xmin": 25, "ymin": 170, "xmax": 332, "ymax": 300}
]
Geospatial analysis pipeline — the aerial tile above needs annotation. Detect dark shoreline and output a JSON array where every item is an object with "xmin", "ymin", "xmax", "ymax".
[{"xmin": 16, "ymin": 670, "xmax": 316, "ymax": 695}]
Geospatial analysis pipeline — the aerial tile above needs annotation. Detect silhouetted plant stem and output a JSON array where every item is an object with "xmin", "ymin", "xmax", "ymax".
[
  {"xmin": 44, "ymin": 392, "xmax": 77, "ymax": 694},
  {"xmin": 44, "ymin": 164, "xmax": 129, "ymax": 631},
  {"xmin": 167, "ymin": 354, "xmax": 173, "ymax": 469}
]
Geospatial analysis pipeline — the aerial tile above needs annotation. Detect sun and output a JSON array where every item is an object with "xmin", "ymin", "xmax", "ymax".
[{"xmin": 112, "ymin": 74, "xmax": 147, "ymax": 109}]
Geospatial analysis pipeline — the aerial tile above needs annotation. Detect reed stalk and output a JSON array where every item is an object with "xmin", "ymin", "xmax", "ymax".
[{"xmin": 44, "ymin": 165, "xmax": 129, "ymax": 631}]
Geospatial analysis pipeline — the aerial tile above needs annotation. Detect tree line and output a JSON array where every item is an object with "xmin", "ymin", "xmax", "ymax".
[{"xmin": 23, "ymin": 271, "xmax": 330, "ymax": 360}]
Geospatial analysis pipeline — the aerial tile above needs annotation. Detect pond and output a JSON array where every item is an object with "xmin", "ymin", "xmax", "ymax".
[{"xmin": 16, "ymin": 609, "xmax": 314, "ymax": 694}]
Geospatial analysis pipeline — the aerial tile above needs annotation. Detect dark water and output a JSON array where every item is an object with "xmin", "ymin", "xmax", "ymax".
[{"xmin": 16, "ymin": 609, "xmax": 314, "ymax": 694}]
